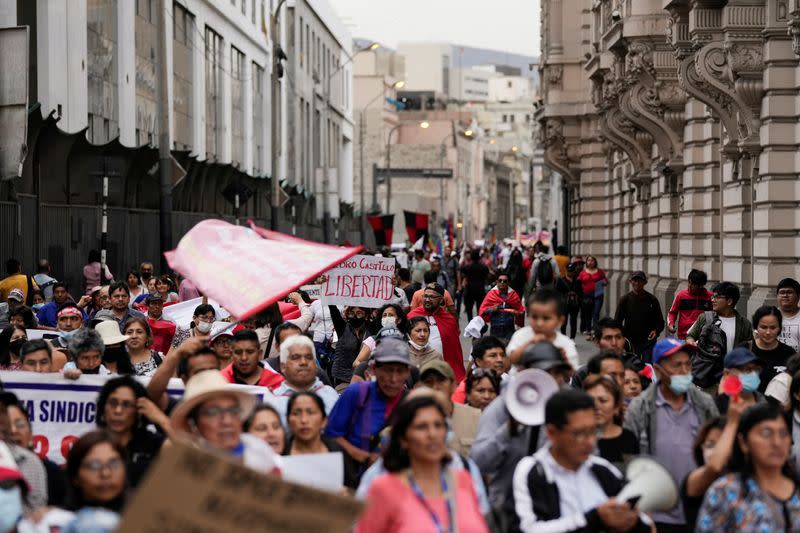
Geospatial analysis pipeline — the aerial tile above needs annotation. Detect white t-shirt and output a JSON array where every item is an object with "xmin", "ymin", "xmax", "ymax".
[
  {"xmin": 779, "ymin": 310, "xmax": 800, "ymax": 352},
  {"xmin": 506, "ymin": 326, "xmax": 579, "ymax": 369},
  {"xmin": 309, "ymin": 299, "xmax": 334, "ymax": 343},
  {"xmin": 719, "ymin": 316, "xmax": 736, "ymax": 354},
  {"xmin": 425, "ymin": 314, "xmax": 444, "ymax": 355}
]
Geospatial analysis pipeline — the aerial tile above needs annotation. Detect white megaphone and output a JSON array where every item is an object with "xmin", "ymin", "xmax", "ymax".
[
  {"xmin": 616, "ymin": 457, "xmax": 678, "ymax": 513},
  {"xmin": 504, "ymin": 368, "xmax": 559, "ymax": 426}
]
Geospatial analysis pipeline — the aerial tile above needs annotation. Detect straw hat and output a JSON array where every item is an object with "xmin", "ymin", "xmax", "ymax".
[
  {"xmin": 94, "ymin": 320, "xmax": 130, "ymax": 346},
  {"xmin": 170, "ymin": 370, "xmax": 257, "ymax": 434}
]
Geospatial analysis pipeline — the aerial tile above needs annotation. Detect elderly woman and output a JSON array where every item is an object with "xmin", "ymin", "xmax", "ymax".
[
  {"xmin": 63, "ymin": 328, "xmax": 111, "ymax": 375},
  {"xmin": 170, "ymin": 369, "xmax": 281, "ymax": 474}
]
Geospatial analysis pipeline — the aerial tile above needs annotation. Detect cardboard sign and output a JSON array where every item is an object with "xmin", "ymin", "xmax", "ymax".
[
  {"xmin": 0, "ymin": 372, "xmax": 275, "ymax": 464},
  {"xmin": 299, "ymin": 284, "xmax": 322, "ymax": 300},
  {"xmin": 321, "ymin": 254, "xmax": 396, "ymax": 307},
  {"xmin": 117, "ymin": 439, "xmax": 363, "ymax": 533},
  {"xmin": 281, "ymin": 452, "xmax": 344, "ymax": 492}
]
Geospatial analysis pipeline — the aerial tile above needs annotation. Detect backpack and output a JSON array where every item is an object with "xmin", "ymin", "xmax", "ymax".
[
  {"xmin": 536, "ymin": 258, "xmax": 555, "ymax": 286},
  {"xmin": 692, "ymin": 311, "xmax": 727, "ymax": 388}
]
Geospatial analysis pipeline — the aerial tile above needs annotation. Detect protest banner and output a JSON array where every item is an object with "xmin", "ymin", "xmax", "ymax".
[
  {"xmin": 162, "ymin": 296, "xmax": 231, "ymax": 328},
  {"xmin": 117, "ymin": 439, "xmax": 363, "ymax": 533},
  {"xmin": 165, "ymin": 219, "xmax": 362, "ymax": 319},
  {"xmin": 0, "ymin": 371, "xmax": 274, "ymax": 464},
  {"xmin": 320, "ymin": 254, "xmax": 396, "ymax": 307}
]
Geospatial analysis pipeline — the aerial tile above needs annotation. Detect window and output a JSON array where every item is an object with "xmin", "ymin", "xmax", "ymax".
[
  {"xmin": 231, "ymin": 46, "xmax": 246, "ymax": 166},
  {"xmin": 299, "ymin": 18, "xmax": 304, "ymax": 67},
  {"xmin": 510, "ymin": 115, "xmax": 515, "ymax": 123},
  {"xmin": 502, "ymin": 114, "xmax": 508, "ymax": 123},
  {"xmin": 507, "ymin": 81, "xmax": 512, "ymax": 88},
  {"xmin": 205, "ymin": 25, "xmax": 223, "ymax": 159},
  {"xmin": 252, "ymin": 62, "xmax": 265, "ymax": 173},
  {"xmin": 242, "ymin": 0, "xmax": 247, "ymax": 16},
  {"xmin": 173, "ymin": 2, "xmax": 194, "ymax": 150},
  {"xmin": 252, "ymin": 0, "xmax": 256, "ymax": 24}
]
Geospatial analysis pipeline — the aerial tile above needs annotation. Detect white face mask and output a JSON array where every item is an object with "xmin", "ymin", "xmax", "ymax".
[
  {"xmin": 409, "ymin": 340, "xmax": 428, "ymax": 351},
  {"xmin": 195, "ymin": 320, "xmax": 213, "ymax": 334},
  {"xmin": 381, "ymin": 316, "xmax": 398, "ymax": 328}
]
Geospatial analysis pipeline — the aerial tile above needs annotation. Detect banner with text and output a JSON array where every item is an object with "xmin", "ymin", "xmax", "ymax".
[
  {"xmin": 0, "ymin": 372, "xmax": 274, "ymax": 464},
  {"xmin": 320, "ymin": 254, "xmax": 396, "ymax": 307}
]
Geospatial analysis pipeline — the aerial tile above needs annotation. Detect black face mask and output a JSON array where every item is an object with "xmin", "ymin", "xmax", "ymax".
[
  {"xmin": 348, "ymin": 316, "xmax": 366, "ymax": 328},
  {"xmin": 9, "ymin": 339, "xmax": 24, "ymax": 356},
  {"xmin": 103, "ymin": 347, "xmax": 127, "ymax": 364},
  {"xmin": 82, "ymin": 366, "xmax": 101, "ymax": 375}
]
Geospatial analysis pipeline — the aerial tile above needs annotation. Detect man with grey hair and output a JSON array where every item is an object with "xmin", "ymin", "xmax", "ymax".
[
  {"xmin": 271, "ymin": 335, "xmax": 339, "ymax": 421},
  {"xmin": 62, "ymin": 327, "xmax": 110, "ymax": 375}
]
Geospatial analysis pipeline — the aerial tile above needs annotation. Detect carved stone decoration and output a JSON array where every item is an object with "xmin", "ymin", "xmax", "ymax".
[
  {"xmin": 694, "ymin": 40, "xmax": 762, "ymax": 154},
  {"xmin": 542, "ymin": 118, "xmax": 579, "ymax": 184},
  {"xmin": 789, "ymin": 6, "xmax": 800, "ymax": 55},
  {"xmin": 546, "ymin": 65, "xmax": 564, "ymax": 90}
]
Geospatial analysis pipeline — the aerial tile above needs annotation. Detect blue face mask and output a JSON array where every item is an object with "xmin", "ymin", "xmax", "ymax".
[
  {"xmin": 668, "ymin": 373, "xmax": 693, "ymax": 395},
  {"xmin": 31, "ymin": 303, "xmax": 44, "ymax": 312},
  {"xmin": 0, "ymin": 486, "xmax": 22, "ymax": 533},
  {"xmin": 740, "ymin": 372, "xmax": 761, "ymax": 393},
  {"xmin": 58, "ymin": 329, "xmax": 78, "ymax": 340}
]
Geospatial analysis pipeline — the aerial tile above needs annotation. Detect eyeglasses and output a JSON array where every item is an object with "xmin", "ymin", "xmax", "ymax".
[
  {"xmin": 81, "ymin": 458, "xmax": 123, "ymax": 473},
  {"xmin": 197, "ymin": 405, "xmax": 242, "ymax": 420},
  {"xmin": 496, "ymin": 279, "xmax": 509, "ymax": 285},
  {"xmin": 10, "ymin": 419, "xmax": 29, "ymax": 430},
  {"xmin": 564, "ymin": 427, "xmax": 597, "ymax": 442},
  {"xmin": 778, "ymin": 290, "xmax": 797, "ymax": 297},
  {"xmin": 710, "ymin": 294, "xmax": 728, "ymax": 301},
  {"xmin": 107, "ymin": 399, "xmax": 136, "ymax": 411}
]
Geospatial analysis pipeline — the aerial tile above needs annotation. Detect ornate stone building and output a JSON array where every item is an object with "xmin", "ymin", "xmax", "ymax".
[{"xmin": 538, "ymin": 0, "xmax": 800, "ymax": 316}]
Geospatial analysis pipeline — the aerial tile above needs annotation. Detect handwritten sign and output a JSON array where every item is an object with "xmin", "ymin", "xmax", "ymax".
[
  {"xmin": 321, "ymin": 255, "xmax": 396, "ymax": 307},
  {"xmin": 117, "ymin": 439, "xmax": 363, "ymax": 533},
  {"xmin": 299, "ymin": 284, "xmax": 322, "ymax": 300},
  {"xmin": 0, "ymin": 372, "xmax": 275, "ymax": 464}
]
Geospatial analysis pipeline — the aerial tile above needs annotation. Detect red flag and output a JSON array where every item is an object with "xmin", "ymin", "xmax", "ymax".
[
  {"xmin": 164, "ymin": 219, "xmax": 362, "ymax": 319},
  {"xmin": 367, "ymin": 214, "xmax": 394, "ymax": 246},
  {"xmin": 404, "ymin": 210, "xmax": 429, "ymax": 244}
]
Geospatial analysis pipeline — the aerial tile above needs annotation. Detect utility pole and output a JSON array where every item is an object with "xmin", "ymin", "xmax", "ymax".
[
  {"xmin": 157, "ymin": 0, "xmax": 172, "ymax": 272},
  {"xmin": 270, "ymin": 0, "xmax": 287, "ymax": 231}
]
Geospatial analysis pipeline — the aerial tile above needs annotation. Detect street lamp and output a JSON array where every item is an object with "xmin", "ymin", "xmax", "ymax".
[
  {"xmin": 321, "ymin": 41, "xmax": 380, "ymax": 243},
  {"xmin": 420, "ymin": 121, "xmax": 430, "ymax": 129},
  {"xmin": 512, "ymin": 145, "xmax": 519, "ymax": 152},
  {"xmin": 359, "ymin": 78, "xmax": 405, "ymax": 241},
  {"xmin": 463, "ymin": 129, "xmax": 474, "ymax": 137}
]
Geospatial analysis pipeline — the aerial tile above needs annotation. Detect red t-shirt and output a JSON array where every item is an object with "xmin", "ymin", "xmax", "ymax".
[
  {"xmin": 578, "ymin": 269, "xmax": 607, "ymax": 296},
  {"xmin": 147, "ymin": 318, "xmax": 176, "ymax": 354}
]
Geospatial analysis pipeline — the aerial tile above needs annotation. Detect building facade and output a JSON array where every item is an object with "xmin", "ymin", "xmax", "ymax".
[
  {"xmin": 285, "ymin": 0, "xmax": 354, "ymax": 223},
  {"xmin": 538, "ymin": 0, "xmax": 800, "ymax": 316}
]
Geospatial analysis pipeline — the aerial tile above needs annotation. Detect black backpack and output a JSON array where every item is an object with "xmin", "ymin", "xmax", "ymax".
[
  {"xmin": 692, "ymin": 311, "xmax": 727, "ymax": 388},
  {"xmin": 536, "ymin": 258, "xmax": 555, "ymax": 286}
]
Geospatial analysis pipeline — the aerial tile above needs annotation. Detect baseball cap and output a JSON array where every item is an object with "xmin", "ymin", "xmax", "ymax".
[
  {"xmin": 0, "ymin": 441, "xmax": 28, "ymax": 490},
  {"xmin": 652, "ymin": 337, "xmax": 692, "ymax": 366},
  {"xmin": 522, "ymin": 342, "xmax": 572, "ymax": 371},
  {"xmin": 7, "ymin": 288, "xmax": 24, "ymax": 302},
  {"xmin": 145, "ymin": 293, "xmax": 164, "ymax": 303},
  {"xmin": 372, "ymin": 338, "xmax": 411, "ymax": 366},
  {"xmin": 724, "ymin": 347, "xmax": 761, "ymax": 369},
  {"xmin": 420, "ymin": 359, "xmax": 455, "ymax": 382},
  {"xmin": 424, "ymin": 282, "xmax": 445, "ymax": 296},
  {"xmin": 375, "ymin": 326, "xmax": 404, "ymax": 343},
  {"xmin": 630, "ymin": 271, "xmax": 647, "ymax": 281}
]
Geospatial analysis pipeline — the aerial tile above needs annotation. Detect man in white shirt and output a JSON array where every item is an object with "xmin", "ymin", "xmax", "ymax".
[
  {"xmin": 776, "ymin": 278, "xmax": 800, "ymax": 351},
  {"xmin": 513, "ymin": 389, "xmax": 651, "ymax": 533},
  {"xmin": 272, "ymin": 335, "xmax": 339, "ymax": 423}
]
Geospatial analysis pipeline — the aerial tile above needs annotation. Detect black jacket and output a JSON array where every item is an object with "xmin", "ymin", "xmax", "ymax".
[{"xmin": 615, "ymin": 290, "xmax": 665, "ymax": 346}]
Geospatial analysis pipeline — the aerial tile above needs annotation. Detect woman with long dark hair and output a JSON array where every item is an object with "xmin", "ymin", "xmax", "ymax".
[
  {"xmin": 577, "ymin": 255, "xmax": 607, "ymax": 335},
  {"xmin": 506, "ymin": 248, "xmax": 527, "ymax": 297},
  {"xmin": 126, "ymin": 270, "xmax": 146, "ymax": 305},
  {"xmin": 0, "ymin": 325, "xmax": 26, "ymax": 370},
  {"xmin": 65, "ymin": 430, "xmax": 127, "ymax": 512},
  {"xmin": 356, "ymin": 394, "xmax": 488, "ymax": 532},
  {"xmin": 95, "ymin": 376, "xmax": 167, "ymax": 487},
  {"xmin": 696, "ymin": 402, "xmax": 800, "ymax": 531},
  {"xmin": 750, "ymin": 305, "xmax": 795, "ymax": 393},
  {"xmin": 352, "ymin": 303, "xmax": 408, "ymax": 368},
  {"xmin": 123, "ymin": 317, "xmax": 164, "ymax": 377},
  {"xmin": 244, "ymin": 403, "xmax": 287, "ymax": 455},
  {"xmin": 284, "ymin": 391, "xmax": 357, "ymax": 488},
  {"xmin": 584, "ymin": 375, "xmax": 638, "ymax": 466}
]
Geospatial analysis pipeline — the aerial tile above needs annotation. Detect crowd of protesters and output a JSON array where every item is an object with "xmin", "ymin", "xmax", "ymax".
[{"xmin": 0, "ymin": 241, "xmax": 799, "ymax": 533}]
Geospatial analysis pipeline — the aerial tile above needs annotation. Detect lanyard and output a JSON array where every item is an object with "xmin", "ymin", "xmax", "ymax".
[{"xmin": 407, "ymin": 470, "xmax": 454, "ymax": 533}]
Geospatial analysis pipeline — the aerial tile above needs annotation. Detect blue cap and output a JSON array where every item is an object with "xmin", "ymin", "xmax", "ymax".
[
  {"xmin": 724, "ymin": 347, "xmax": 761, "ymax": 369},
  {"xmin": 652, "ymin": 337, "xmax": 691, "ymax": 366}
]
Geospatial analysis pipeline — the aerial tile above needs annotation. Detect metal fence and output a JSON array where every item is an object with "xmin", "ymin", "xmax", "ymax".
[{"xmin": 0, "ymin": 196, "xmax": 365, "ymax": 293}]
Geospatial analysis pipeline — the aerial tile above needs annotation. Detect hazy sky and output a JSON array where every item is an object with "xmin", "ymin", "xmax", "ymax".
[{"xmin": 330, "ymin": 0, "xmax": 541, "ymax": 57}]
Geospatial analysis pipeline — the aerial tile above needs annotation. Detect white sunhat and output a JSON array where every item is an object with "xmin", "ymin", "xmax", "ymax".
[
  {"xmin": 94, "ymin": 320, "xmax": 130, "ymax": 346},
  {"xmin": 169, "ymin": 370, "xmax": 257, "ymax": 434}
]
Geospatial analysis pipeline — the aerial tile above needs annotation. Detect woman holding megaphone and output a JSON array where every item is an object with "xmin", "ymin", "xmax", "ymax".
[{"xmin": 695, "ymin": 402, "xmax": 800, "ymax": 531}]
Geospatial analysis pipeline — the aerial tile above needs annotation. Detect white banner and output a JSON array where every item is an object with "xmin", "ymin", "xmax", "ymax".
[
  {"xmin": 0, "ymin": 371, "xmax": 275, "ymax": 464},
  {"xmin": 299, "ymin": 284, "xmax": 322, "ymax": 300},
  {"xmin": 161, "ymin": 297, "xmax": 231, "ymax": 328},
  {"xmin": 320, "ymin": 255, "xmax": 396, "ymax": 308}
]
